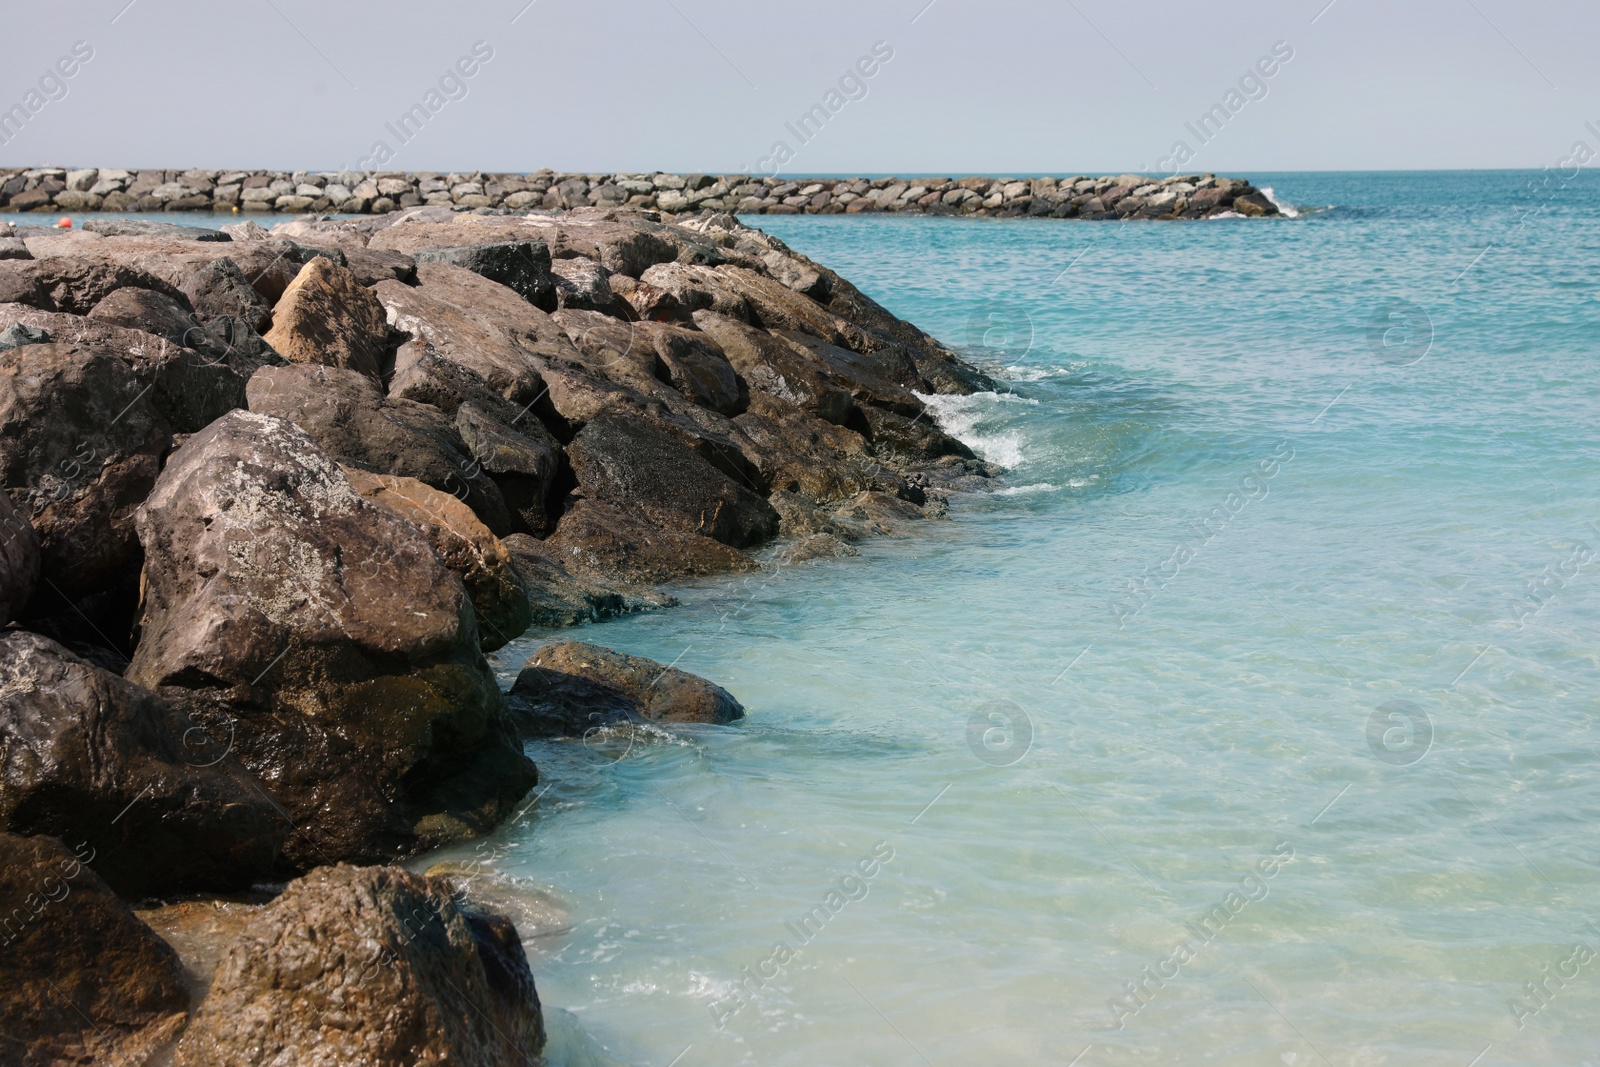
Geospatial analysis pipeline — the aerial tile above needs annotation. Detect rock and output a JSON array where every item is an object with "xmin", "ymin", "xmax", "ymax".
[
  {"xmin": 545, "ymin": 499, "xmax": 758, "ymax": 585},
  {"xmin": 0, "ymin": 343, "xmax": 171, "ymax": 600},
  {"xmin": 733, "ymin": 393, "xmax": 890, "ymax": 505},
  {"xmin": 0, "ymin": 303, "xmax": 263, "ymax": 434},
  {"xmin": 246, "ymin": 362, "xmax": 514, "ymax": 536},
  {"xmin": 566, "ymin": 413, "xmax": 778, "ymax": 548},
  {"xmin": 86, "ymin": 285, "xmax": 207, "ymax": 347},
  {"xmin": 693, "ymin": 310, "xmax": 852, "ymax": 424},
  {"xmin": 833, "ymin": 489, "xmax": 929, "ymax": 536},
  {"xmin": 181, "ymin": 256, "xmax": 273, "ymax": 331},
  {"xmin": 0, "ymin": 833, "xmax": 189, "ymax": 1067},
  {"xmin": 0, "ymin": 489, "xmax": 38, "ymax": 623},
  {"xmin": 768, "ymin": 487, "xmax": 859, "ymax": 540},
  {"xmin": 860, "ymin": 405, "xmax": 976, "ymax": 462},
  {"xmin": 0, "ymin": 256, "xmax": 187, "ymax": 314},
  {"xmin": 0, "ymin": 632, "xmax": 287, "ymax": 897},
  {"xmin": 501, "ymin": 532, "xmax": 674, "ymax": 628},
  {"xmin": 774, "ymin": 532, "xmax": 860, "ymax": 565},
  {"xmin": 455, "ymin": 401, "xmax": 561, "ymax": 537},
  {"xmin": 173, "ymin": 864, "xmax": 545, "ymax": 1067},
  {"xmin": 343, "ymin": 468, "xmax": 533, "ymax": 652},
  {"xmin": 127, "ymin": 411, "xmax": 537, "ymax": 868},
  {"xmin": 509, "ymin": 640, "xmax": 743, "ymax": 737},
  {"xmin": 642, "ymin": 320, "xmax": 746, "ymax": 415},
  {"xmin": 774, "ymin": 329, "xmax": 926, "ymax": 416},
  {"xmin": 262, "ymin": 255, "xmax": 388, "ymax": 382},
  {"xmin": 550, "ymin": 254, "xmax": 626, "ymax": 315},
  {"xmin": 413, "ymin": 240, "xmax": 557, "ymax": 311},
  {"xmin": 377, "ymin": 262, "xmax": 576, "ymax": 410},
  {"xmin": 1233, "ymin": 190, "xmax": 1275, "ymax": 216}
]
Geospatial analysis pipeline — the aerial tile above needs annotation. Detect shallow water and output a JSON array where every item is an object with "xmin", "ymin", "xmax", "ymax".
[
  {"xmin": 26, "ymin": 178, "xmax": 1598, "ymax": 1065},
  {"xmin": 437, "ymin": 172, "xmax": 1600, "ymax": 1066}
]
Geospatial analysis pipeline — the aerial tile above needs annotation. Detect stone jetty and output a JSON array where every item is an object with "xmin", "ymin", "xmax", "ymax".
[{"xmin": 0, "ymin": 168, "xmax": 1282, "ymax": 219}]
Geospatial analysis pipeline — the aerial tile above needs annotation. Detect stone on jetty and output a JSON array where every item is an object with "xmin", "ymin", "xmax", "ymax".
[
  {"xmin": 127, "ymin": 410, "xmax": 536, "ymax": 869},
  {"xmin": 509, "ymin": 639, "xmax": 744, "ymax": 738},
  {"xmin": 173, "ymin": 864, "xmax": 545, "ymax": 1067},
  {"xmin": 0, "ymin": 488, "xmax": 38, "ymax": 623},
  {"xmin": 263, "ymin": 255, "xmax": 389, "ymax": 381}
]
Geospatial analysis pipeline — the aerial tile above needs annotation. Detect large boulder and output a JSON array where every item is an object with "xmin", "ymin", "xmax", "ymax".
[
  {"xmin": 0, "ymin": 303, "xmax": 267, "ymax": 433},
  {"xmin": 174, "ymin": 864, "xmax": 545, "ymax": 1067},
  {"xmin": 545, "ymin": 499, "xmax": 759, "ymax": 585},
  {"xmin": 509, "ymin": 640, "xmax": 744, "ymax": 737},
  {"xmin": 343, "ymin": 468, "xmax": 533, "ymax": 652},
  {"xmin": 0, "ymin": 631, "xmax": 287, "ymax": 897},
  {"xmin": 247, "ymin": 362, "xmax": 514, "ymax": 535},
  {"xmin": 566, "ymin": 413, "xmax": 778, "ymax": 549},
  {"xmin": 0, "ymin": 833, "xmax": 189, "ymax": 1067},
  {"xmin": 455, "ymin": 402, "xmax": 562, "ymax": 538},
  {"xmin": 0, "ymin": 342, "xmax": 171, "ymax": 600},
  {"xmin": 413, "ymin": 240, "xmax": 557, "ymax": 310},
  {"xmin": 180, "ymin": 255, "xmax": 273, "ymax": 331},
  {"xmin": 501, "ymin": 532, "xmax": 674, "ymax": 628},
  {"xmin": 693, "ymin": 310, "xmax": 853, "ymax": 424},
  {"xmin": 0, "ymin": 488, "xmax": 38, "ymax": 623},
  {"xmin": 376, "ymin": 262, "xmax": 579, "ymax": 410},
  {"xmin": 262, "ymin": 255, "xmax": 388, "ymax": 382},
  {"xmin": 0, "ymin": 255, "xmax": 187, "ymax": 314},
  {"xmin": 87, "ymin": 285, "xmax": 205, "ymax": 347},
  {"xmin": 127, "ymin": 411, "xmax": 537, "ymax": 868}
]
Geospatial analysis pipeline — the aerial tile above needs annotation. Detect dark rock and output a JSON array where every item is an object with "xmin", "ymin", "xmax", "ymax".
[
  {"xmin": 509, "ymin": 640, "xmax": 743, "ymax": 738},
  {"xmin": 0, "ymin": 489, "xmax": 38, "ymax": 623},
  {"xmin": 550, "ymin": 254, "xmax": 627, "ymax": 316},
  {"xmin": 774, "ymin": 329, "xmax": 927, "ymax": 416},
  {"xmin": 0, "ymin": 257, "xmax": 187, "ymax": 314},
  {"xmin": 181, "ymin": 256, "xmax": 273, "ymax": 331},
  {"xmin": 455, "ymin": 401, "xmax": 561, "ymax": 537},
  {"xmin": 0, "ymin": 321, "xmax": 48, "ymax": 351},
  {"xmin": 0, "ymin": 632, "xmax": 287, "ymax": 897},
  {"xmin": 173, "ymin": 864, "xmax": 545, "ymax": 1067},
  {"xmin": 567, "ymin": 413, "xmax": 778, "ymax": 548},
  {"xmin": 343, "ymin": 468, "xmax": 533, "ymax": 653},
  {"xmin": 501, "ymin": 532, "xmax": 674, "ymax": 628},
  {"xmin": 0, "ymin": 833, "xmax": 189, "ymax": 1067},
  {"xmin": 87, "ymin": 285, "xmax": 206, "ymax": 347},
  {"xmin": 413, "ymin": 240, "xmax": 557, "ymax": 311},
  {"xmin": 833, "ymin": 489, "xmax": 929, "ymax": 536},
  {"xmin": 861, "ymin": 405, "xmax": 976, "ymax": 462},
  {"xmin": 0, "ymin": 343, "xmax": 171, "ymax": 600},
  {"xmin": 246, "ymin": 362, "xmax": 514, "ymax": 536},
  {"xmin": 262, "ymin": 256, "xmax": 388, "ymax": 382},
  {"xmin": 127, "ymin": 411, "xmax": 536, "ymax": 869},
  {"xmin": 642, "ymin": 320, "xmax": 745, "ymax": 415},
  {"xmin": 1233, "ymin": 190, "xmax": 1275, "ymax": 216},
  {"xmin": 545, "ymin": 498, "xmax": 758, "ymax": 585},
  {"xmin": 693, "ymin": 310, "xmax": 853, "ymax": 424}
]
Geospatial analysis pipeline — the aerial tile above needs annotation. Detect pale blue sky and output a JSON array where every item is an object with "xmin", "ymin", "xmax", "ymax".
[{"xmin": 3, "ymin": 0, "xmax": 1595, "ymax": 173}]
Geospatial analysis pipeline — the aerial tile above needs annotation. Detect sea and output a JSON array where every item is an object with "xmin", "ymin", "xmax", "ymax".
[{"xmin": 18, "ymin": 171, "xmax": 1600, "ymax": 1066}]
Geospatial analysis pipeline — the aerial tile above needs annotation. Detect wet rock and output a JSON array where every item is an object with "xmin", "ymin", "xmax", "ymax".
[
  {"xmin": 173, "ymin": 864, "xmax": 545, "ymax": 1067},
  {"xmin": 413, "ymin": 240, "xmax": 557, "ymax": 311},
  {"xmin": 643, "ymin": 320, "xmax": 745, "ymax": 415},
  {"xmin": 180, "ymin": 256, "xmax": 273, "ymax": 331},
  {"xmin": 509, "ymin": 640, "xmax": 744, "ymax": 738},
  {"xmin": 567, "ymin": 413, "xmax": 778, "ymax": 548},
  {"xmin": 0, "ymin": 833, "xmax": 189, "ymax": 1067},
  {"xmin": 861, "ymin": 405, "xmax": 976, "ymax": 462},
  {"xmin": 262, "ymin": 255, "xmax": 388, "ymax": 382},
  {"xmin": 0, "ymin": 631, "xmax": 287, "ymax": 897},
  {"xmin": 775, "ymin": 329, "xmax": 926, "ymax": 416},
  {"xmin": 545, "ymin": 498, "xmax": 759, "ymax": 585},
  {"xmin": 774, "ymin": 532, "xmax": 860, "ymax": 565},
  {"xmin": 501, "ymin": 532, "xmax": 675, "ymax": 628},
  {"xmin": 344, "ymin": 468, "xmax": 533, "ymax": 652},
  {"xmin": 0, "ymin": 489, "xmax": 39, "ymax": 623},
  {"xmin": 768, "ymin": 487, "xmax": 859, "ymax": 540},
  {"xmin": 0, "ymin": 342, "xmax": 171, "ymax": 600},
  {"xmin": 127, "ymin": 411, "xmax": 536, "ymax": 868},
  {"xmin": 833, "ymin": 489, "xmax": 929, "ymax": 536},
  {"xmin": 455, "ymin": 401, "xmax": 562, "ymax": 537},
  {"xmin": 733, "ymin": 393, "xmax": 889, "ymax": 505},
  {"xmin": 247, "ymin": 362, "xmax": 514, "ymax": 536}
]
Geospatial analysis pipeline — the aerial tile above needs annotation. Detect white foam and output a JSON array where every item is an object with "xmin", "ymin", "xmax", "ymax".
[
  {"xmin": 917, "ymin": 391, "xmax": 1032, "ymax": 469},
  {"xmin": 1259, "ymin": 186, "xmax": 1300, "ymax": 218}
]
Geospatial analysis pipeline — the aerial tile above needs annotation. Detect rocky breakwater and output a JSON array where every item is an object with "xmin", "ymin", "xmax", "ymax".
[
  {"xmin": 0, "ymin": 166, "xmax": 1283, "ymax": 219},
  {"xmin": 0, "ymin": 203, "xmax": 995, "ymax": 1061}
]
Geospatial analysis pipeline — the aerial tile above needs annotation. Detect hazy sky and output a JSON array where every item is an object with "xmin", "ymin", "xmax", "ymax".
[{"xmin": 3, "ymin": 0, "xmax": 1595, "ymax": 174}]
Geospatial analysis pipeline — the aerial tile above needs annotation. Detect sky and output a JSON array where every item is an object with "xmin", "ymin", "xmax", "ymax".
[{"xmin": 2, "ymin": 0, "xmax": 1596, "ymax": 175}]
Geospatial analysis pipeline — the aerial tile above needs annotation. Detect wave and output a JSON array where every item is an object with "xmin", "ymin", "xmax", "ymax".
[
  {"xmin": 917, "ymin": 390, "xmax": 1035, "ymax": 468},
  {"xmin": 1259, "ymin": 186, "xmax": 1300, "ymax": 218}
]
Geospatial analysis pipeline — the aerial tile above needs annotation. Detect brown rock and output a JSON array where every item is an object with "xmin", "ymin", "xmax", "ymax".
[
  {"xmin": 0, "ymin": 833, "xmax": 188, "ymax": 1067},
  {"xmin": 174, "ymin": 864, "xmax": 545, "ymax": 1067},
  {"xmin": 545, "ymin": 498, "xmax": 758, "ymax": 586},
  {"xmin": 263, "ymin": 255, "xmax": 388, "ymax": 382},
  {"xmin": 509, "ymin": 640, "xmax": 744, "ymax": 738},
  {"xmin": 693, "ymin": 310, "xmax": 853, "ymax": 424},
  {"xmin": 501, "ymin": 532, "xmax": 674, "ymax": 628},
  {"xmin": 343, "ymin": 468, "xmax": 533, "ymax": 652},
  {"xmin": 0, "ymin": 488, "xmax": 38, "ymax": 624}
]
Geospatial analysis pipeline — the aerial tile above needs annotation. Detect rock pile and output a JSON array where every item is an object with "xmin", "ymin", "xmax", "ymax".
[
  {"xmin": 0, "ymin": 202, "xmax": 996, "ymax": 1060},
  {"xmin": 0, "ymin": 167, "xmax": 1282, "ymax": 218}
]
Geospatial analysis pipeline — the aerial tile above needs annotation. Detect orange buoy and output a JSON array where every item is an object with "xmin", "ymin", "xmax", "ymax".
[{"xmin": 54, "ymin": 217, "xmax": 72, "ymax": 229}]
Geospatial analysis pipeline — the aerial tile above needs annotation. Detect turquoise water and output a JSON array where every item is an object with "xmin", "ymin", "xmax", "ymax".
[
  {"xmin": 452, "ymin": 172, "xmax": 1600, "ymax": 1067},
  {"xmin": 20, "ymin": 179, "xmax": 1600, "ymax": 1064}
]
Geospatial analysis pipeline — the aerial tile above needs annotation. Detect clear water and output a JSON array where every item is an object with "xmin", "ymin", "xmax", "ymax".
[
  {"xmin": 25, "ymin": 179, "xmax": 1600, "ymax": 1065},
  {"xmin": 442, "ymin": 172, "xmax": 1600, "ymax": 1066}
]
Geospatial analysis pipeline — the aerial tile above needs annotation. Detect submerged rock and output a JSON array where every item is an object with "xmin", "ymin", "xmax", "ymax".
[
  {"xmin": 509, "ymin": 640, "xmax": 744, "ymax": 738},
  {"xmin": 0, "ymin": 832, "xmax": 189, "ymax": 1067},
  {"xmin": 128, "ymin": 411, "xmax": 536, "ymax": 869},
  {"xmin": 174, "ymin": 864, "xmax": 545, "ymax": 1067}
]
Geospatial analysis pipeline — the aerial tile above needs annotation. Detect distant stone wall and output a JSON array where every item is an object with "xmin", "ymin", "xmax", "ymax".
[{"xmin": 0, "ymin": 168, "xmax": 1279, "ymax": 220}]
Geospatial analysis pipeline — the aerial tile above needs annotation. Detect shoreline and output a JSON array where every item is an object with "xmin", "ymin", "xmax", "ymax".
[{"xmin": 0, "ymin": 167, "xmax": 1283, "ymax": 219}]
